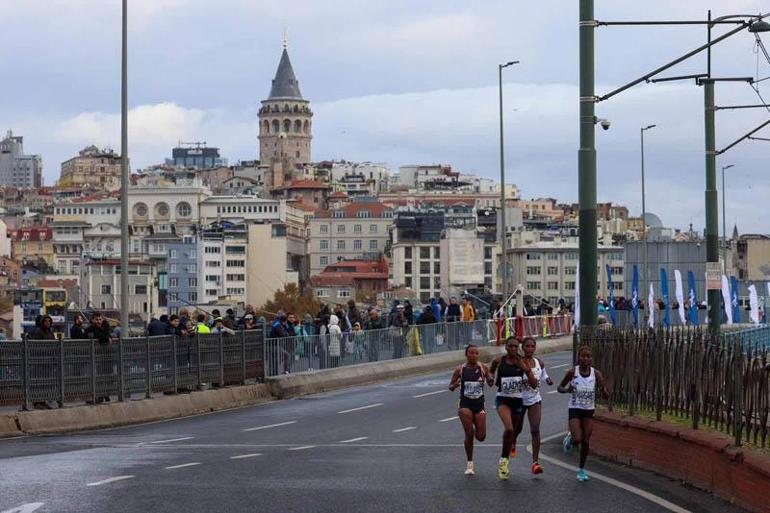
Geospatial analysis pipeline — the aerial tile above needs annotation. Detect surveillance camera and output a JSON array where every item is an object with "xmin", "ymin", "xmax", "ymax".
[{"xmin": 600, "ymin": 119, "xmax": 611, "ymax": 130}]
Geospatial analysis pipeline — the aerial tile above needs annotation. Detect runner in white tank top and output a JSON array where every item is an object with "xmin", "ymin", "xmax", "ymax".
[
  {"xmin": 519, "ymin": 337, "xmax": 553, "ymax": 474},
  {"xmin": 557, "ymin": 345, "xmax": 608, "ymax": 482}
]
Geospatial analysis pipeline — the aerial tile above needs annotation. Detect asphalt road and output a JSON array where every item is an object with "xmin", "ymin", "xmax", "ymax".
[{"xmin": 0, "ymin": 351, "xmax": 746, "ymax": 513}]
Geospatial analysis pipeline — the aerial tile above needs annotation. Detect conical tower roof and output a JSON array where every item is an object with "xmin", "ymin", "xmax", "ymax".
[{"xmin": 268, "ymin": 48, "xmax": 303, "ymax": 100}]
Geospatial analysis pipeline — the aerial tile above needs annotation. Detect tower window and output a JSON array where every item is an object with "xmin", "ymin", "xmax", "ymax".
[{"xmin": 272, "ymin": 119, "xmax": 280, "ymax": 133}]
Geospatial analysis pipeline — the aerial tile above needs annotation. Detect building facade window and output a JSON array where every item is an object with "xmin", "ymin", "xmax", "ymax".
[
  {"xmin": 320, "ymin": 240, "xmax": 329, "ymax": 250},
  {"xmin": 526, "ymin": 266, "xmax": 541, "ymax": 275},
  {"xmin": 526, "ymin": 281, "xmax": 542, "ymax": 290}
]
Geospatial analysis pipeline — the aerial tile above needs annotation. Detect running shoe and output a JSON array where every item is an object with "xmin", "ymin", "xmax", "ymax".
[
  {"xmin": 465, "ymin": 462, "xmax": 475, "ymax": 476},
  {"xmin": 576, "ymin": 468, "xmax": 590, "ymax": 482},
  {"xmin": 497, "ymin": 457, "xmax": 510, "ymax": 480},
  {"xmin": 531, "ymin": 461, "xmax": 544, "ymax": 474},
  {"xmin": 562, "ymin": 432, "xmax": 573, "ymax": 454}
]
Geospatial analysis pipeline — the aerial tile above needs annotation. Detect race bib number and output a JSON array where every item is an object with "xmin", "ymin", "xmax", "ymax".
[
  {"xmin": 499, "ymin": 376, "xmax": 523, "ymax": 397},
  {"xmin": 463, "ymin": 381, "xmax": 483, "ymax": 399},
  {"xmin": 572, "ymin": 386, "xmax": 595, "ymax": 407}
]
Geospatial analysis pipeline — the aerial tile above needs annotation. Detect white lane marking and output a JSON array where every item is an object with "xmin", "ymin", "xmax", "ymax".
[
  {"xmin": 392, "ymin": 426, "xmax": 417, "ymax": 432},
  {"xmin": 243, "ymin": 421, "xmax": 297, "ymax": 432},
  {"xmin": 339, "ymin": 436, "xmax": 368, "ymax": 443},
  {"xmin": 86, "ymin": 475, "xmax": 135, "ymax": 487},
  {"xmin": 551, "ymin": 363, "xmax": 571, "ymax": 369},
  {"xmin": 547, "ymin": 390, "xmax": 559, "ymax": 394},
  {"xmin": 149, "ymin": 437, "xmax": 193, "ymax": 444},
  {"xmin": 1, "ymin": 503, "xmax": 45, "ymax": 513},
  {"xmin": 230, "ymin": 453, "xmax": 262, "ymax": 460},
  {"xmin": 337, "ymin": 402, "xmax": 384, "ymax": 414},
  {"xmin": 288, "ymin": 445, "xmax": 316, "ymax": 451},
  {"xmin": 439, "ymin": 416, "xmax": 459, "ymax": 422},
  {"xmin": 165, "ymin": 462, "xmax": 201, "ymax": 470},
  {"xmin": 413, "ymin": 389, "xmax": 447, "ymax": 398},
  {"xmin": 529, "ymin": 433, "xmax": 692, "ymax": 513}
]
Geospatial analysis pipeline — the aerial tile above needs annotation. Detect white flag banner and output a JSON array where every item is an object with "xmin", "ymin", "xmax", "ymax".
[
  {"xmin": 721, "ymin": 275, "xmax": 733, "ymax": 325},
  {"xmin": 674, "ymin": 270, "xmax": 686, "ymax": 325},
  {"xmin": 573, "ymin": 265, "xmax": 580, "ymax": 329},
  {"xmin": 748, "ymin": 284, "xmax": 760, "ymax": 325},
  {"xmin": 648, "ymin": 282, "xmax": 655, "ymax": 328}
]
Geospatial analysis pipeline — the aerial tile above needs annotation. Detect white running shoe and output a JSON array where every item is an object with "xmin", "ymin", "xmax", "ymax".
[{"xmin": 464, "ymin": 461, "xmax": 475, "ymax": 475}]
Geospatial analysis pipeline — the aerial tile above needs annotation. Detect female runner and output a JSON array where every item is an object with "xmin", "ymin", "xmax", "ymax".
[
  {"xmin": 557, "ymin": 345, "xmax": 609, "ymax": 482},
  {"xmin": 489, "ymin": 336, "xmax": 538, "ymax": 480},
  {"xmin": 448, "ymin": 344, "xmax": 492, "ymax": 475},
  {"xmin": 520, "ymin": 336, "xmax": 553, "ymax": 474}
]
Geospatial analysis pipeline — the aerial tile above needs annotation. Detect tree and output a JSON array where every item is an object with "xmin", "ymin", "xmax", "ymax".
[{"xmin": 260, "ymin": 284, "xmax": 320, "ymax": 320}]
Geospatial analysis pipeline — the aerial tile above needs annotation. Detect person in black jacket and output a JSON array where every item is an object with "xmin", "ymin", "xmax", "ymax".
[
  {"xmin": 30, "ymin": 315, "xmax": 56, "ymax": 340},
  {"xmin": 417, "ymin": 306, "xmax": 436, "ymax": 325},
  {"xmin": 70, "ymin": 314, "xmax": 87, "ymax": 339},
  {"xmin": 147, "ymin": 315, "xmax": 168, "ymax": 336},
  {"xmin": 85, "ymin": 312, "xmax": 113, "ymax": 403}
]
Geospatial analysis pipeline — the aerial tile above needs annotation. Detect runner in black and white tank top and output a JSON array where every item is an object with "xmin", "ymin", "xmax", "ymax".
[
  {"xmin": 557, "ymin": 345, "xmax": 608, "ymax": 483},
  {"xmin": 449, "ymin": 345, "xmax": 492, "ymax": 476},
  {"xmin": 520, "ymin": 337, "xmax": 553, "ymax": 475}
]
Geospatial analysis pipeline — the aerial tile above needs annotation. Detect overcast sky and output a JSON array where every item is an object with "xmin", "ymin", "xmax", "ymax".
[{"xmin": 2, "ymin": 0, "xmax": 770, "ymax": 233}]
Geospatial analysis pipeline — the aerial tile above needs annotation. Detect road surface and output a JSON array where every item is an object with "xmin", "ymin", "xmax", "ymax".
[{"xmin": 0, "ymin": 351, "xmax": 744, "ymax": 513}]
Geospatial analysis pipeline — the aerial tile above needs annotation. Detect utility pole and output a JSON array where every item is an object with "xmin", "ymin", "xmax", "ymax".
[
  {"xmin": 641, "ymin": 125, "xmax": 656, "ymax": 314},
  {"xmin": 703, "ymin": 80, "xmax": 721, "ymax": 334},
  {"xmin": 120, "ymin": 0, "xmax": 129, "ymax": 338},
  {"xmin": 578, "ymin": 0, "xmax": 598, "ymax": 327},
  {"xmin": 721, "ymin": 164, "xmax": 734, "ymax": 273},
  {"xmin": 498, "ymin": 60, "xmax": 518, "ymax": 310}
]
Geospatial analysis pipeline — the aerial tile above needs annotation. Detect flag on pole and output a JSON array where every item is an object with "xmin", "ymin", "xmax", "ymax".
[
  {"xmin": 606, "ymin": 264, "xmax": 617, "ymax": 325},
  {"xmin": 631, "ymin": 265, "xmax": 639, "ymax": 327},
  {"xmin": 687, "ymin": 271, "xmax": 699, "ymax": 325},
  {"xmin": 730, "ymin": 276, "xmax": 741, "ymax": 324},
  {"xmin": 748, "ymin": 284, "xmax": 760, "ymax": 325},
  {"xmin": 674, "ymin": 270, "xmax": 686, "ymax": 325},
  {"xmin": 648, "ymin": 282, "xmax": 655, "ymax": 328},
  {"xmin": 721, "ymin": 275, "xmax": 733, "ymax": 325},
  {"xmin": 573, "ymin": 265, "xmax": 580, "ymax": 329},
  {"xmin": 660, "ymin": 268, "xmax": 671, "ymax": 328}
]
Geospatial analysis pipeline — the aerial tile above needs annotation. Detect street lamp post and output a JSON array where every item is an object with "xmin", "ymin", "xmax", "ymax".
[
  {"xmin": 721, "ymin": 164, "xmax": 734, "ymax": 272},
  {"xmin": 578, "ymin": 0, "xmax": 597, "ymax": 327},
  {"xmin": 498, "ymin": 60, "xmax": 519, "ymax": 311},
  {"xmin": 640, "ymin": 124, "xmax": 656, "ymax": 314},
  {"xmin": 119, "ymin": 0, "xmax": 128, "ymax": 399}
]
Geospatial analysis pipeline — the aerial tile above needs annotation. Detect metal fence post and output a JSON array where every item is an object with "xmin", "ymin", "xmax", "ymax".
[
  {"xmin": 172, "ymin": 336, "xmax": 178, "ymax": 392},
  {"xmin": 145, "ymin": 336, "xmax": 152, "ymax": 399},
  {"xmin": 692, "ymin": 336, "xmax": 702, "ymax": 430},
  {"xmin": 218, "ymin": 332, "xmax": 224, "ymax": 387},
  {"xmin": 196, "ymin": 335, "xmax": 202, "ymax": 387},
  {"xmin": 655, "ymin": 333, "xmax": 662, "ymax": 421},
  {"xmin": 117, "ymin": 339, "xmax": 125, "ymax": 402},
  {"xmin": 90, "ymin": 339, "xmax": 96, "ymax": 404},
  {"xmin": 59, "ymin": 339, "xmax": 65, "ymax": 406},
  {"xmin": 241, "ymin": 330, "xmax": 247, "ymax": 384},
  {"xmin": 22, "ymin": 336, "xmax": 31, "ymax": 411},
  {"xmin": 734, "ymin": 344, "xmax": 743, "ymax": 446}
]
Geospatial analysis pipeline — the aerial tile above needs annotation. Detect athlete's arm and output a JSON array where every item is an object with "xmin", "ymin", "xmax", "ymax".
[
  {"xmin": 539, "ymin": 358, "xmax": 554, "ymax": 386},
  {"xmin": 488, "ymin": 356, "xmax": 501, "ymax": 376},
  {"xmin": 480, "ymin": 363, "xmax": 494, "ymax": 386},
  {"xmin": 448, "ymin": 366, "xmax": 462, "ymax": 391},
  {"xmin": 557, "ymin": 368, "xmax": 574, "ymax": 393},
  {"xmin": 595, "ymin": 369, "xmax": 610, "ymax": 398}
]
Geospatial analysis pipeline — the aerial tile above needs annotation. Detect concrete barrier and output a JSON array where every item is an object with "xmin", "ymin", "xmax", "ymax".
[
  {"xmin": 1, "ymin": 335, "xmax": 572, "ymax": 437},
  {"xmin": 267, "ymin": 336, "xmax": 573, "ymax": 400},
  {"xmin": 9, "ymin": 383, "xmax": 273, "ymax": 436}
]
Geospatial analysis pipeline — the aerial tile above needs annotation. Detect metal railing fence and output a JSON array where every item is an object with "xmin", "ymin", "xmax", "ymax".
[
  {"xmin": 264, "ymin": 320, "xmax": 494, "ymax": 377},
  {"xmin": 579, "ymin": 325, "xmax": 769, "ymax": 448},
  {"xmin": 0, "ymin": 329, "xmax": 264, "ymax": 410}
]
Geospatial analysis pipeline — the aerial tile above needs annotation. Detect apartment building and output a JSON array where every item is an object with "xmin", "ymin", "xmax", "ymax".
[
  {"xmin": 59, "ymin": 145, "xmax": 122, "ymax": 191},
  {"xmin": 308, "ymin": 199, "xmax": 392, "ymax": 276}
]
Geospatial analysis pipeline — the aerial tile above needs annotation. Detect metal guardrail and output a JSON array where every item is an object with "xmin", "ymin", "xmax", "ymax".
[
  {"xmin": 0, "ymin": 329, "xmax": 264, "ymax": 409},
  {"xmin": 580, "ymin": 325, "xmax": 769, "ymax": 448},
  {"xmin": 264, "ymin": 320, "xmax": 494, "ymax": 377}
]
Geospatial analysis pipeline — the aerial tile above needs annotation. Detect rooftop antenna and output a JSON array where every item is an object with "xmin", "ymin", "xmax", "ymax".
[{"xmin": 283, "ymin": 27, "xmax": 288, "ymax": 49}]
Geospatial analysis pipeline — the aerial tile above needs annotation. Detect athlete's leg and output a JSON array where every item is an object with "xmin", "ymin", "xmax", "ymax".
[
  {"xmin": 510, "ymin": 406, "xmax": 524, "ymax": 457},
  {"xmin": 579, "ymin": 416, "xmax": 593, "ymax": 469},
  {"xmin": 497, "ymin": 404, "xmax": 514, "ymax": 457},
  {"xmin": 569, "ymin": 416, "xmax": 583, "ymax": 446},
  {"xmin": 527, "ymin": 403, "xmax": 542, "ymax": 463},
  {"xmin": 473, "ymin": 410, "xmax": 487, "ymax": 442},
  {"xmin": 458, "ymin": 408, "xmax": 475, "ymax": 462}
]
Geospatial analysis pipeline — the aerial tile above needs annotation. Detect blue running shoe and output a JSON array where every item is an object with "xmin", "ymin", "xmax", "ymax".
[
  {"xmin": 577, "ymin": 469, "xmax": 590, "ymax": 482},
  {"xmin": 562, "ymin": 432, "xmax": 573, "ymax": 454}
]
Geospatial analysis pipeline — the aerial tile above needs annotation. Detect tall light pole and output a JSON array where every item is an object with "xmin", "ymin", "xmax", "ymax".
[
  {"xmin": 578, "ymin": 0, "xmax": 597, "ymax": 327},
  {"xmin": 721, "ymin": 163, "xmax": 734, "ymax": 272},
  {"xmin": 120, "ymin": 0, "xmax": 129, "ymax": 338},
  {"xmin": 640, "ymin": 124, "xmax": 656, "ymax": 312},
  {"xmin": 498, "ymin": 60, "xmax": 519, "ymax": 310}
]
